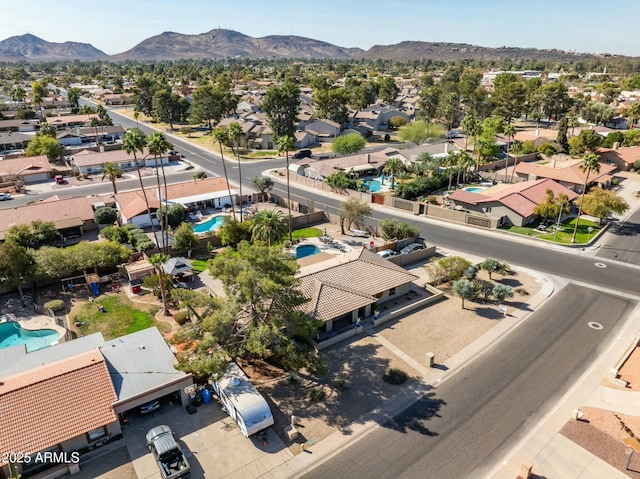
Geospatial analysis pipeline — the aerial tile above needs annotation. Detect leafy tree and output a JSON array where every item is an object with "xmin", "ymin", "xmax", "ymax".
[
  {"xmin": 157, "ymin": 203, "xmax": 186, "ymax": 229},
  {"xmin": 453, "ymin": 279, "xmax": 476, "ymax": 309},
  {"xmin": 581, "ymin": 101, "xmax": 616, "ymax": 126},
  {"xmin": 491, "ymin": 75, "xmax": 526, "ymax": 122},
  {"xmin": 5, "ymin": 221, "xmax": 58, "ymax": 248},
  {"xmin": 190, "ymin": 83, "xmax": 237, "ymax": 132},
  {"xmin": 134, "ymin": 75, "xmax": 160, "ymax": 116},
  {"xmin": 15, "ymin": 108, "xmax": 37, "ymax": 120},
  {"xmin": 581, "ymin": 188, "xmax": 629, "ymax": 223},
  {"xmin": 216, "ymin": 217, "xmax": 253, "ymax": 247},
  {"xmin": 101, "ymin": 225, "xmax": 129, "ymax": 243},
  {"xmin": 556, "ymin": 117, "xmax": 570, "ymax": 154},
  {"xmin": 172, "ymin": 222, "xmax": 199, "ymax": 252},
  {"xmin": 252, "ymin": 209, "xmax": 288, "ymax": 246},
  {"xmin": 326, "ymin": 171, "xmax": 359, "ymax": 190},
  {"xmin": 213, "ymin": 128, "xmax": 236, "ymax": 220},
  {"xmin": 378, "ymin": 219, "xmax": 419, "ymax": 240},
  {"xmin": 25, "ymin": 134, "xmax": 62, "ymax": 160},
  {"xmin": 94, "ymin": 207, "xmax": 118, "ymax": 225},
  {"xmin": 388, "ymin": 116, "xmax": 407, "ymax": 129},
  {"xmin": 31, "ymin": 80, "xmax": 46, "ymax": 115},
  {"xmin": 377, "ymin": 76, "xmax": 400, "ymax": 103},
  {"xmin": 492, "ymin": 284, "xmax": 514, "ymax": 304},
  {"xmin": 398, "ymin": 120, "xmax": 444, "ymax": 145},
  {"xmin": 600, "ymin": 131, "xmax": 625, "ymax": 148},
  {"xmin": 348, "ymin": 82, "xmax": 378, "ymax": 110},
  {"xmin": 537, "ymin": 143, "xmax": 557, "ymax": 157},
  {"xmin": 67, "ymin": 87, "xmax": 81, "ymax": 109},
  {"xmin": 418, "ymin": 86, "xmax": 442, "ymax": 120},
  {"xmin": 39, "ymin": 122, "xmax": 56, "ymax": 138},
  {"xmin": 101, "ymin": 162, "xmax": 122, "ymax": 195},
  {"xmin": 382, "ymin": 157, "xmax": 405, "ymax": 189},
  {"xmin": 338, "ymin": 198, "xmax": 372, "ymax": 235},
  {"xmin": 331, "ymin": 133, "xmax": 366, "ymax": 156},
  {"xmin": 571, "ymin": 153, "xmax": 601, "ymax": 242},
  {"xmin": 277, "ymin": 135, "xmax": 295, "ymax": 242},
  {"xmin": 533, "ymin": 189, "xmax": 570, "ymax": 223},
  {"xmin": 152, "ymin": 89, "xmax": 187, "ymax": 131},
  {"xmin": 537, "ymin": 82, "xmax": 572, "ymax": 121},
  {"xmin": 315, "ymin": 87, "xmax": 350, "ymax": 124},
  {"xmin": 0, "ymin": 241, "xmax": 35, "ymax": 305},
  {"xmin": 480, "ymin": 258, "xmax": 501, "ymax": 280},
  {"xmin": 262, "ymin": 79, "xmax": 300, "ymax": 139},
  {"xmin": 252, "ymin": 175, "xmax": 274, "ymax": 199}
]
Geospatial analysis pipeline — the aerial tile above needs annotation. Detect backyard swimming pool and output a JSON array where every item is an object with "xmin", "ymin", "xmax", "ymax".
[
  {"xmin": 464, "ymin": 186, "xmax": 487, "ymax": 193},
  {"xmin": 0, "ymin": 321, "xmax": 60, "ymax": 352},
  {"xmin": 193, "ymin": 215, "xmax": 227, "ymax": 233},
  {"xmin": 296, "ymin": 244, "xmax": 321, "ymax": 259},
  {"xmin": 362, "ymin": 179, "xmax": 382, "ymax": 193}
]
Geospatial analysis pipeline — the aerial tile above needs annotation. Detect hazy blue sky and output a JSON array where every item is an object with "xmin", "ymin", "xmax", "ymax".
[{"xmin": 3, "ymin": 0, "xmax": 640, "ymax": 56}]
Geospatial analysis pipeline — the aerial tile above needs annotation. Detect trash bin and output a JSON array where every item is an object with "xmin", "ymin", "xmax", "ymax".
[{"xmin": 201, "ymin": 388, "xmax": 211, "ymax": 404}]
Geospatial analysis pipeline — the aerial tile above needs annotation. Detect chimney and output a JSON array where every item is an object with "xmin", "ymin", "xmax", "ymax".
[{"xmin": 613, "ymin": 141, "xmax": 620, "ymax": 150}]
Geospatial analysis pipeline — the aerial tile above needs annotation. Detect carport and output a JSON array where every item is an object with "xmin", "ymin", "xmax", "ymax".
[{"xmin": 100, "ymin": 327, "xmax": 193, "ymax": 414}]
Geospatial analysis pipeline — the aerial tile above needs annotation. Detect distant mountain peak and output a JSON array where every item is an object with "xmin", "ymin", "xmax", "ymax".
[{"xmin": 0, "ymin": 33, "xmax": 106, "ymax": 61}]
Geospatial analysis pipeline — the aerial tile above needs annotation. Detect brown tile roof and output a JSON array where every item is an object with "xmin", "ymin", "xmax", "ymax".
[
  {"xmin": 47, "ymin": 114, "xmax": 98, "ymax": 126},
  {"xmin": 0, "ymin": 155, "xmax": 52, "ymax": 177},
  {"xmin": 71, "ymin": 148, "xmax": 152, "ymax": 167},
  {"xmin": 115, "ymin": 190, "xmax": 160, "ymax": 219},
  {"xmin": 298, "ymin": 249, "xmax": 418, "ymax": 322},
  {"xmin": 304, "ymin": 152, "xmax": 388, "ymax": 178},
  {"xmin": 0, "ymin": 196, "xmax": 97, "ymax": 237},
  {"xmin": 0, "ymin": 349, "xmax": 117, "ymax": 463},
  {"xmin": 598, "ymin": 146, "xmax": 640, "ymax": 165},
  {"xmin": 514, "ymin": 161, "xmax": 616, "ymax": 185}
]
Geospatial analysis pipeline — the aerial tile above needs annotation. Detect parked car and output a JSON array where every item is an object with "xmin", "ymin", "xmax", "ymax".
[
  {"xmin": 400, "ymin": 243, "xmax": 426, "ymax": 255},
  {"xmin": 140, "ymin": 399, "xmax": 160, "ymax": 414},
  {"xmin": 0, "ymin": 193, "xmax": 11, "ymax": 201},
  {"xmin": 376, "ymin": 249, "xmax": 398, "ymax": 259},
  {"xmin": 146, "ymin": 425, "xmax": 191, "ymax": 479},
  {"xmin": 293, "ymin": 149, "xmax": 312, "ymax": 159}
]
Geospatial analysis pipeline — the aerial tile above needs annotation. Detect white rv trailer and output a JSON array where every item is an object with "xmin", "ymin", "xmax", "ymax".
[{"xmin": 211, "ymin": 362, "xmax": 274, "ymax": 437}]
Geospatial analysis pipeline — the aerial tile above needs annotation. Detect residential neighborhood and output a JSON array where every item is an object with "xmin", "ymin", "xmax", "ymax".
[{"xmin": 1, "ymin": 28, "xmax": 640, "ymax": 479}]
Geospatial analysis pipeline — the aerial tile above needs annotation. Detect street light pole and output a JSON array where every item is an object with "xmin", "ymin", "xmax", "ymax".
[{"xmin": 554, "ymin": 200, "xmax": 564, "ymax": 243}]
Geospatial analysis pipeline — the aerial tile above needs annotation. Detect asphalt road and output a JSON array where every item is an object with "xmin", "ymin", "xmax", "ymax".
[
  {"xmin": 596, "ymin": 207, "xmax": 640, "ymax": 264},
  {"xmin": 302, "ymin": 284, "xmax": 637, "ymax": 479}
]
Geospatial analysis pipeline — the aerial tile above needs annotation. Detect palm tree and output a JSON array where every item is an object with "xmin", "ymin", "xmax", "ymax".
[
  {"xmin": 445, "ymin": 150, "xmax": 458, "ymax": 190},
  {"xmin": 628, "ymin": 103, "xmax": 640, "ymax": 130},
  {"xmin": 461, "ymin": 114, "xmax": 480, "ymax": 154},
  {"xmin": 123, "ymin": 129, "xmax": 159, "ymax": 246},
  {"xmin": 382, "ymin": 158, "xmax": 405, "ymax": 190},
  {"xmin": 147, "ymin": 132, "xmax": 173, "ymax": 253},
  {"xmin": 228, "ymin": 122, "xmax": 244, "ymax": 221},
  {"xmin": 277, "ymin": 135, "xmax": 295, "ymax": 243},
  {"xmin": 133, "ymin": 109, "xmax": 140, "ymax": 128},
  {"xmin": 148, "ymin": 253, "xmax": 169, "ymax": 316},
  {"xmin": 503, "ymin": 123, "xmax": 516, "ymax": 183},
  {"xmin": 571, "ymin": 153, "xmax": 601, "ymax": 243},
  {"xmin": 89, "ymin": 117, "xmax": 101, "ymax": 146},
  {"xmin": 101, "ymin": 162, "xmax": 122, "ymax": 195},
  {"xmin": 568, "ymin": 116, "xmax": 580, "ymax": 138},
  {"xmin": 213, "ymin": 128, "xmax": 236, "ymax": 220},
  {"xmin": 251, "ymin": 209, "xmax": 288, "ymax": 246},
  {"xmin": 509, "ymin": 140, "xmax": 524, "ymax": 184}
]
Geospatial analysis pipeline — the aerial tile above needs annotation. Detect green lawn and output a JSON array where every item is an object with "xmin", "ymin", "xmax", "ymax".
[
  {"xmin": 70, "ymin": 294, "xmax": 166, "ymax": 340},
  {"xmin": 291, "ymin": 227, "xmax": 322, "ymax": 240},
  {"xmin": 190, "ymin": 259, "xmax": 210, "ymax": 273},
  {"xmin": 247, "ymin": 150, "xmax": 278, "ymax": 158},
  {"xmin": 502, "ymin": 217, "xmax": 601, "ymax": 244}
]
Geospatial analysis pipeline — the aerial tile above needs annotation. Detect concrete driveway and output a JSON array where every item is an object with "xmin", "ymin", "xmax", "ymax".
[{"xmin": 122, "ymin": 398, "xmax": 292, "ymax": 478}]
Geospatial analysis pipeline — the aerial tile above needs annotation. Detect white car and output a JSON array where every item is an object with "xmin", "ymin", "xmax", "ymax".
[
  {"xmin": 376, "ymin": 249, "xmax": 398, "ymax": 259},
  {"xmin": 0, "ymin": 193, "xmax": 11, "ymax": 201},
  {"xmin": 400, "ymin": 243, "xmax": 426, "ymax": 255}
]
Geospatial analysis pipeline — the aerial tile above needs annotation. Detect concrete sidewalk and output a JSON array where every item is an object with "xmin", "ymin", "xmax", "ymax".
[{"xmin": 259, "ymin": 267, "xmax": 559, "ymax": 479}]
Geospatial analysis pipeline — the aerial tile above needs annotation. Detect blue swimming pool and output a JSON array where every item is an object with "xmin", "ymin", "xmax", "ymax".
[
  {"xmin": 193, "ymin": 216, "xmax": 227, "ymax": 233},
  {"xmin": 0, "ymin": 321, "xmax": 60, "ymax": 352},
  {"xmin": 296, "ymin": 244, "xmax": 321, "ymax": 259},
  {"xmin": 362, "ymin": 179, "xmax": 381, "ymax": 192},
  {"xmin": 464, "ymin": 186, "xmax": 486, "ymax": 193}
]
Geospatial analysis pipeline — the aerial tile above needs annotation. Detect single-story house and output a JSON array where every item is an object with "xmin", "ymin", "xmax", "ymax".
[
  {"xmin": 294, "ymin": 130, "xmax": 315, "ymax": 149},
  {"xmin": 69, "ymin": 147, "xmax": 169, "ymax": 175},
  {"xmin": 448, "ymin": 178, "xmax": 580, "ymax": 226},
  {"xmin": 47, "ymin": 114, "xmax": 98, "ymax": 129},
  {"xmin": 298, "ymin": 248, "xmax": 418, "ymax": 333},
  {"xmin": 296, "ymin": 152, "xmax": 390, "ymax": 181},
  {"xmin": 0, "ymin": 195, "xmax": 103, "ymax": 240},
  {"xmin": 304, "ymin": 119, "xmax": 341, "ymax": 141},
  {"xmin": 297, "ymin": 105, "xmax": 316, "ymax": 129},
  {"xmin": 352, "ymin": 104, "xmax": 411, "ymax": 131},
  {"xmin": 513, "ymin": 160, "xmax": 617, "ymax": 193},
  {"xmin": 0, "ymin": 131, "xmax": 33, "ymax": 152},
  {"xmin": 0, "ymin": 119, "xmax": 39, "ymax": 133},
  {"xmin": 115, "ymin": 177, "xmax": 238, "ymax": 228},
  {"xmin": 0, "ymin": 155, "xmax": 52, "ymax": 184},
  {"xmin": 401, "ymin": 141, "xmax": 462, "ymax": 163},
  {"xmin": 0, "ymin": 328, "xmax": 192, "ymax": 478},
  {"xmin": 598, "ymin": 146, "xmax": 640, "ymax": 171}
]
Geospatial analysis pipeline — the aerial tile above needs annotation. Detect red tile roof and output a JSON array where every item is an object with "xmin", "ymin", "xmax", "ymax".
[
  {"xmin": 598, "ymin": 146, "xmax": 640, "ymax": 166},
  {"xmin": 514, "ymin": 161, "xmax": 616, "ymax": 185},
  {"xmin": 0, "ymin": 349, "xmax": 117, "ymax": 463},
  {"xmin": 0, "ymin": 155, "xmax": 52, "ymax": 177}
]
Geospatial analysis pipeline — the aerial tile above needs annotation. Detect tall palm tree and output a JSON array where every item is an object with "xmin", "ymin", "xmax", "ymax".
[
  {"xmin": 148, "ymin": 253, "xmax": 169, "ymax": 316},
  {"xmin": 509, "ymin": 140, "xmax": 524, "ymax": 184},
  {"xmin": 628, "ymin": 103, "xmax": 640, "ymax": 130},
  {"xmin": 277, "ymin": 135, "xmax": 295, "ymax": 243},
  {"xmin": 101, "ymin": 162, "xmax": 122, "ymax": 195},
  {"xmin": 444, "ymin": 150, "xmax": 458, "ymax": 190},
  {"xmin": 568, "ymin": 116, "xmax": 580, "ymax": 138},
  {"xmin": 382, "ymin": 158, "xmax": 405, "ymax": 190},
  {"xmin": 89, "ymin": 117, "xmax": 101, "ymax": 147},
  {"xmin": 571, "ymin": 153, "xmax": 601, "ymax": 243},
  {"xmin": 461, "ymin": 114, "xmax": 480, "ymax": 154},
  {"xmin": 228, "ymin": 122, "xmax": 244, "ymax": 221},
  {"xmin": 503, "ymin": 123, "xmax": 516, "ymax": 183},
  {"xmin": 133, "ymin": 109, "xmax": 140, "ymax": 128},
  {"xmin": 213, "ymin": 128, "xmax": 236, "ymax": 220},
  {"xmin": 123, "ymin": 129, "xmax": 159, "ymax": 246},
  {"xmin": 147, "ymin": 131, "xmax": 173, "ymax": 253},
  {"xmin": 457, "ymin": 151, "xmax": 475, "ymax": 183},
  {"xmin": 251, "ymin": 209, "xmax": 288, "ymax": 247}
]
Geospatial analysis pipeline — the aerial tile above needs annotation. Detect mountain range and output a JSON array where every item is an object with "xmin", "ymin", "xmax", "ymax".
[{"xmin": 0, "ymin": 29, "xmax": 628, "ymax": 63}]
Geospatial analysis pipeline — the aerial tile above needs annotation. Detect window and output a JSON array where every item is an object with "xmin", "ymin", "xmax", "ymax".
[{"xmin": 389, "ymin": 287, "xmax": 396, "ymax": 297}]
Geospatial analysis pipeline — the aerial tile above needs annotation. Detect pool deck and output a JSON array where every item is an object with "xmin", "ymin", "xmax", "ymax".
[{"xmin": 17, "ymin": 315, "xmax": 67, "ymax": 342}]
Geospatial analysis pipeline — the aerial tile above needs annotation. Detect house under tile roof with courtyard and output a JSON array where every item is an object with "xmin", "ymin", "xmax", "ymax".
[
  {"xmin": 0, "ymin": 328, "xmax": 192, "ymax": 478},
  {"xmin": 448, "ymin": 179, "xmax": 579, "ymax": 227},
  {"xmin": 298, "ymin": 248, "xmax": 419, "ymax": 334},
  {"xmin": 513, "ymin": 160, "xmax": 617, "ymax": 193},
  {"xmin": 292, "ymin": 152, "xmax": 392, "ymax": 180},
  {"xmin": 0, "ymin": 155, "xmax": 53, "ymax": 184}
]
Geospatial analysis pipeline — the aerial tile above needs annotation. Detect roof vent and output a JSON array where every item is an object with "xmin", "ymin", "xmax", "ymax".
[
  {"xmin": 230, "ymin": 377, "xmax": 241, "ymax": 387},
  {"xmin": 139, "ymin": 345, "xmax": 146, "ymax": 350}
]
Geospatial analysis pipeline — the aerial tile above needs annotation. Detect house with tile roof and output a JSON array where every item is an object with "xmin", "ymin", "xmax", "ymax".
[
  {"xmin": 0, "ymin": 131, "xmax": 33, "ymax": 153},
  {"xmin": 298, "ymin": 248, "xmax": 419, "ymax": 333},
  {"xmin": 304, "ymin": 119, "xmax": 341, "ymax": 141},
  {"xmin": 598, "ymin": 145, "xmax": 640, "ymax": 171},
  {"xmin": 295, "ymin": 152, "xmax": 391, "ymax": 180},
  {"xmin": 115, "ymin": 177, "xmax": 237, "ymax": 228},
  {"xmin": 0, "ymin": 154, "xmax": 52, "ymax": 183},
  {"xmin": 513, "ymin": 160, "xmax": 616, "ymax": 193},
  {"xmin": 448, "ymin": 179, "xmax": 579, "ymax": 227},
  {"xmin": 352, "ymin": 103, "xmax": 411, "ymax": 132},
  {"xmin": 69, "ymin": 147, "xmax": 170, "ymax": 175}
]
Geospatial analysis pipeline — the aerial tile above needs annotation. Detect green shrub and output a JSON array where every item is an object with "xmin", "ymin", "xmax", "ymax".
[
  {"xmin": 334, "ymin": 379, "xmax": 348, "ymax": 393},
  {"xmin": 383, "ymin": 367, "xmax": 408, "ymax": 385},
  {"xmin": 174, "ymin": 310, "xmax": 190, "ymax": 325},
  {"xmin": 426, "ymin": 195, "xmax": 438, "ymax": 204},
  {"xmin": 307, "ymin": 387, "xmax": 326, "ymax": 403},
  {"xmin": 515, "ymin": 287, "xmax": 529, "ymax": 296},
  {"xmin": 44, "ymin": 299, "xmax": 65, "ymax": 312}
]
